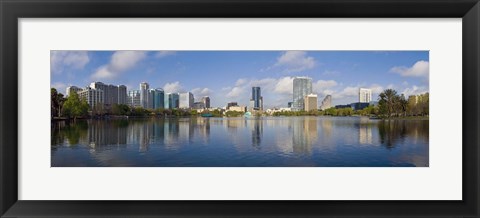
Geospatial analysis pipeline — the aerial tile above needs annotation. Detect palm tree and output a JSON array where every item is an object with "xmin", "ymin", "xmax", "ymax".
[{"xmin": 378, "ymin": 89, "xmax": 398, "ymax": 118}]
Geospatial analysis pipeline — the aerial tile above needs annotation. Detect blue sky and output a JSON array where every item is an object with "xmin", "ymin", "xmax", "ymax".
[{"xmin": 51, "ymin": 51, "xmax": 429, "ymax": 108}]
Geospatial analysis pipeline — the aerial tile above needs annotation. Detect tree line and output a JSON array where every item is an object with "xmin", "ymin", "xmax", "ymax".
[
  {"xmin": 52, "ymin": 88, "xmax": 429, "ymax": 120},
  {"xmin": 378, "ymin": 89, "xmax": 429, "ymax": 118},
  {"xmin": 272, "ymin": 89, "xmax": 429, "ymax": 119}
]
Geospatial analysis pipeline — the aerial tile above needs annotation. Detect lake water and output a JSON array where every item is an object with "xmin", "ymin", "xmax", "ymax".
[{"xmin": 51, "ymin": 116, "xmax": 429, "ymax": 167}]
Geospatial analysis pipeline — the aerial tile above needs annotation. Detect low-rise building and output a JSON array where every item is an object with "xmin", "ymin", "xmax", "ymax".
[{"xmin": 227, "ymin": 106, "xmax": 246, "ymax": 113}]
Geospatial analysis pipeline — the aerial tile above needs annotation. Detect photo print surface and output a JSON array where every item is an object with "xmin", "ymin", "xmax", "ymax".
[{"xmin": 51, "ymin": 51, "xmax": 429, "ymax": 167}]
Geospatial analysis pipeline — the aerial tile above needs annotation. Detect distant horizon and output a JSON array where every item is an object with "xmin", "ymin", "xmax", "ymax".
[{"xmin": 51, "ymin": 50, "xmax": 429, "ymax": 108}]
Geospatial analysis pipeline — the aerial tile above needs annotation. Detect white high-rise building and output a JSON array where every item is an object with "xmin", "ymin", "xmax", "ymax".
[
  {"xmin": 89, "ymin": 82, "xmax": 126, "ymax": 108},
  {"xmin": 140, "ymin": 82, "xmax": 149, "ymax": 108},
  {"xmin": 78, "ymin": 87, "xmax": 104, "ymax": 109},
  {"xmin": 179, "ymin": 92, "xmax": 194, "ymax": 109},
  {"xmin": 292, "ymin": 77, "xmax": 313, "ymax": 111},
  {"xmin": 359, "ymin": 88, "xmax": 372, "ymax": 103},
  {"xmin": 320, "ymin": 95, "xmax": 332, "ymax": 110},
  {"xmin": 127, "ymin": 90, "xmax": 141, "ymax": 108}
]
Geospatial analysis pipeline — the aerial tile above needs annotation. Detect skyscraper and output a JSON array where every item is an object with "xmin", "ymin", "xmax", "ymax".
[
  {"xmin": 304, "ymin": 94, "xmax": 318, "ymax": 111},
  {"xmin": 127, "ymin": 90, "xmax": 141, "ymax": 108},
  {"xmin": 89, "ymin": 82, "xmax": 126, "ymax": 109},
  {"xmin": 152, "ymin": 88, "xmax": 165, "ymax": 109},
  {"xmin": 359, "ymin": 88, "xmax": 372, "ymax": 103},
  {"xmin": 251, "ymin": 87, "xmax": 262, "ymax": 110},
  {"xmin": 179, "ymin": 92, "xmax": 194, "ymax": 109},
  {"xmin": 201, "ymin": 96, "xmax": 210, "ymax": 108},
  {"xmin": 292, "ymin": 77, "xmax": 312, "ymax": 111},
  {"xmin": 140, "ymin": 82, "xmax": 149, "ymax": 108},
  {"xmin": 117, "ymin": 85, "xmax": 127, "ymax": 105},
  {"xmin": 165, "ymin": 93, "xmax": 180, "ymax": 109},
  {"xmin": 320, "ymin": 95, "xmax": 332, "ymax": 110},
  {"xmin": 78, "ymin": 87, "xmax": 104, "ymax": 109},
  {"xmin": 148, "ymin": 89, "xmax": 155, "ymax": 109}
]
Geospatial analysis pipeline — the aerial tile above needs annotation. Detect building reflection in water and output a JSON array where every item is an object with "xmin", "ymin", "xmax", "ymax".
[
  {"xmin": 315, "ymin": 117, "xmax": 336, "ymax": 152},
  {"xmin": 178, "ymin": 118, "xmax": 194, "ymax": 144},
  {"xmin": 86, "ymin": 120, "xmax": 128, "ymax": 149},
  {"xmin": 52, "ymin": 117, "xmax": 429, "ymax": 167},
  {"xmin": 163, "ymin": 119, "xmax": 180, "ymax": 149},
  {"xmin": 292, "ymin": 117, "xmax": 318, "ymax": 155},
  {"xmin": 358, "ymin": 117, "xmax": 373, "ymax": 145},
  {"xmin": 250, "ymin": 118, "xmax": 263, "ymax": 149},
  {"xmin": 225, "ymin": 118, "xmax": 246, "ymax": 133},
  {"xmin": 194, "ymin": 117, "xmax": 210, "ymax": 144}
]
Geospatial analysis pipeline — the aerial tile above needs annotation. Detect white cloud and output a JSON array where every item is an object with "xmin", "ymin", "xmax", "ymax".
[
  {"xmin": 226, "ymin": 86, "xmax": 245, "ymax": 98},
  {"xmin": 91, "ymin": 51, "xmax": 146, "ymax": 80},
  {"xmin": 51, "ymin": 51, "xmax": 89, "ymax": 74},
  {"xmin": 191, "ymin": 87, "xmax": 212, "ymax": 97},
  {"xmin": 51, "ymin": 82, "xmax": 68, "ymax": 93},
  {"xmin": 322, "ymin": 70, "xmax": 340, "ymax": 76},
  {"xmin": 235, "ymin": 78, "xmax": 248, "ymax": 86},
  {"xmin": 334, "ymin": 84, "xmax": 384, "ymax": 101},
  {"xmin": 155, "ymin": 51, "xmax": 176, "ymax": 58},
  {"xmin": 163, "ymin": 81, "xmax": 184, "ymax": 93},
  {"xmin": 313, "ymin": 80, "xmax": 337, "ymax": 91},
  {"xmin": 272, "ymin": 51, "xmax": 316, "ymax": 73},
  {"xmin": 109, "ymin": 51, "xmax": 147, "ymax": 72},
  {"xmin": 91, "ymin": 65, "xmax": 115, "ymax": 80},
  {"xmin": 227, "ymin": 77, "xmax": 280, "ymax": 99},
  {"xmin": 251, "ymin": 78, "xmax": 277, "ymax": 90},
  {"xmin": 313, "ymin": 80, "xmax": 339, "ymax": 97},
  {"xmin": 273, "ymin": 77, "xmax": 294, "ymax": 94},
  {"xmin": 369, "ymin": 84, "xmax": 384, "ymax": 94},
  {"xmin": 338, "ymin": 86, "xmax": 360, "ymax": 98},
  {"xmin": 401, "ymin": 85, "xmax": 429, "ymax": 96},
  {"xmin": 390, "ymin": 60, "xmax": 429, "ymax": 77}
]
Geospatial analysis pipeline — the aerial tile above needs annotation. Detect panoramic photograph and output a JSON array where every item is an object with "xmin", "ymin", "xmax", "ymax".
[{"xmin": 51, "ymin": 51, "xmax": 429, "ymax": 167}]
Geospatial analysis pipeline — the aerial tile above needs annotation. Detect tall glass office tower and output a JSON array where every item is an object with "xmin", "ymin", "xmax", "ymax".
[
  {"xmin": 292, "ymin": 77, "xmax": 312, "ymax": 111},
  {"xmin": 151, "ymin": 88, "xmax": 165, "ymax": 109},
  {"xmin": 164, "ymin": 93, "xmax": 179, "ymax": 109},
  {"xmin": 140, "ymin": 82, "xmax": 149, "ymax": 109},
  {"xmin": 251, "ymin": 87, "xmax": 261, "ymax": 110}
]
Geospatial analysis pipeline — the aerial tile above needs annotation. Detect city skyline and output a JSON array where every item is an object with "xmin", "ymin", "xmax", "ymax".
[{"xmin": 51, "ymin": 51, "xmax": 429, "ymax": 108}]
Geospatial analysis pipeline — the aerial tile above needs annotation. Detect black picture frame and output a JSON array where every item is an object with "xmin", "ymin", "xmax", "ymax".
[{"xmin": 1, "ymin": 0, "xmax": 479, "ymax": 217}]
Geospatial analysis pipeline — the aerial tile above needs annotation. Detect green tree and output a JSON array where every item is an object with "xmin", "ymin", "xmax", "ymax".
[
  {"xmin": 51, "ymin": 88, "xmax": 66, "ymax": 118},
  {"xmin": 112, "ymin": 104, "xmax": 130, "ymax": 115},
  {"xmin": 190, "ymin": 110, "xmax": 198, "ymax": 116},
  {"xmin": 407, "ymin": 95, "xmax": 418, "ymax": 116},
  {"xmin": 92, "ymin": 102, "xmax": 105, "ymax": 116},
  {"xmin": 210, "ymin": 109, "xmax": 223, "ymax": 117},
  {"xmin": 396, "ymin": 94, "xmax": 408, "ymax": 117},
  {"xmin": 62, "ymin": 92, "xmax": 89, "ymax": 120},
  {"xmin": 378, "ymin": 89, "xmax": 398, "ymax": 118},
  {"xmin": 51, "ymin": 88, "xmax": 59, "ymax": 118},
  {"xmin": 418, "ymin": 93, "xmax": 429, "ymax": 116},
  {"xmin": 225, "ymin": 111, "xmax": 243, "ymax": 117}
]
